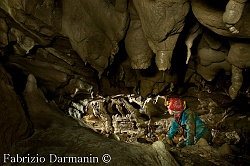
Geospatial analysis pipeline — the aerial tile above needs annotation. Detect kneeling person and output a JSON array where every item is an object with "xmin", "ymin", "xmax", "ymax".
[{"xmin": 166, "ymin": 98, "xmax": 211, "ymax": 146}]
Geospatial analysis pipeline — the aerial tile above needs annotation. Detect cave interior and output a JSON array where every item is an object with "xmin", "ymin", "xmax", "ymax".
[{"xmin": 0, "ymin": 0, "xmax": 250, "ymax": 165}]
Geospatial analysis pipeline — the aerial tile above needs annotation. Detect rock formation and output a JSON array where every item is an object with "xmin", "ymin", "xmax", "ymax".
[
  {"xmin": 0, "ymin": 0, "xmax": 250, "ymax": 165},
  {"xmin": 9, "ymin": 74, "xmax": 179, "ymax": 166},
  {"xmin": 0, "ymin": 64, "xmax": 32, "ymax": 163}
]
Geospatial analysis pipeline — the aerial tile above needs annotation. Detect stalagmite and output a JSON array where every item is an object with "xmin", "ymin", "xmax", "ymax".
[{"xmin": 229, "ymin": 65, "xmax": 243, "ymax": 99}]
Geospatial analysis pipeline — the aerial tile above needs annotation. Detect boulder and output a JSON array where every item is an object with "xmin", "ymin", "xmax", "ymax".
[{"xmin": 0, "ymin": 64, "xmax": 32, "ymax": 163}]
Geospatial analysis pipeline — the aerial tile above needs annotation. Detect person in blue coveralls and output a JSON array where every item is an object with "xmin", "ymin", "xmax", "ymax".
[{"xmin": 166, "ymin": 97, "xmax": 211, "ymax": 147}]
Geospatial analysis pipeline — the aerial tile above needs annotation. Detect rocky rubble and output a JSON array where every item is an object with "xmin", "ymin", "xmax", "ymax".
[{"xmin": 8, "ymin": 74, "xmax": 179, "ymax": 166}]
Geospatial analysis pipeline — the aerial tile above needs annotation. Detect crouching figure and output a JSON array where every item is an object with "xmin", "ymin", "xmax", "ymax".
[{"xmin": 166, "ymin": 98, "xmax": 211, "ymax": 147}]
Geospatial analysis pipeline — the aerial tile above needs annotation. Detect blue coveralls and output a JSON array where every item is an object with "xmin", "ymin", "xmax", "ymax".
[{"xmin": 167, "ymin": 108, "xmax": 211, "ymax": 146}]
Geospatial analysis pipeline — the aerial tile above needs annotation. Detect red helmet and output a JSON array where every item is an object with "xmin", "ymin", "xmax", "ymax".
[{"xmin": 167, "ymin": 98, "xmax": 186, "ymax": 111}]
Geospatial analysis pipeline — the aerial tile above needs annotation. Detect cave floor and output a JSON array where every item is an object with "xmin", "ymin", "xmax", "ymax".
[
  {"xmin": 72, "ymin": 85, "xmax": 250, "ymax": 166},
  {"xmin": 166, "ymin": 86, "xmax": 250, "ymax": 166},
  {"xmin": 170, "ymin": 147, "xmax": 250, "ymax": 166}
]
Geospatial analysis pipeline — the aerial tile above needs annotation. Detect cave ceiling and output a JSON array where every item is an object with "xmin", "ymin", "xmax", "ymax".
[{"xmin": 0, "ymin": 0, "xmax": 250, "ymax": 101}]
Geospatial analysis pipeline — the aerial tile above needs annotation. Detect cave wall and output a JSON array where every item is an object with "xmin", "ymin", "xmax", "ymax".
[
  {"xmin": 0, "ymin": 0, "xmax": 250, "ymax": 164},
  {"xmin": 0, "ymin": 64, "xmax": 32, "ymax": 162},
  {"xmin": 0, "ymin": 0, "xmax": 250, "ymax": 100}
]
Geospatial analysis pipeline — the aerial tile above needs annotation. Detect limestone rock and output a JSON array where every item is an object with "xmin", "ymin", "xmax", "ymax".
[
  {"xmin": 191, "ymin": 0, "xmax": 250, "ymax": 38},
  {"xmin": 0, "ymin": 64, "xmax": 32, "ymax": 163},
  {"xmin": 196, "ymin": 138, "xmax": 209, "ymax": 146},
  {"xmin": 197, "ymin": 61, "xmax": 231, "ymax": 81},
  {"xmin": 131, "ymin": 0, "xmax": 190, "ymax": 70},
  {"xmin": 152, "ymin": 141, "xmax": 179, "ymax": 166},
  {"xmin": 197, "ymin": 31, "xmax": 229, "ymax": 66},
  {"xmin": 62, "ymin": 0, "xmax": 129, "ymax": 74},
  {"xmin": 125, "ymin": 18, "xmax": 153, "ymax": 69},
  {"xmin": 8, "ymin": 74, "xmax": 179, "ymax": 166},
  {"xmin": 218, "ymin": 143, "xmax": 232, "ymax": 156},
  {"xmin": 227, "ymin": 39, "xmax": 250, "ymax": 68},
  {"xmin": 0, "ymin": 18, "xmax": 8, "ymax": 47}
]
